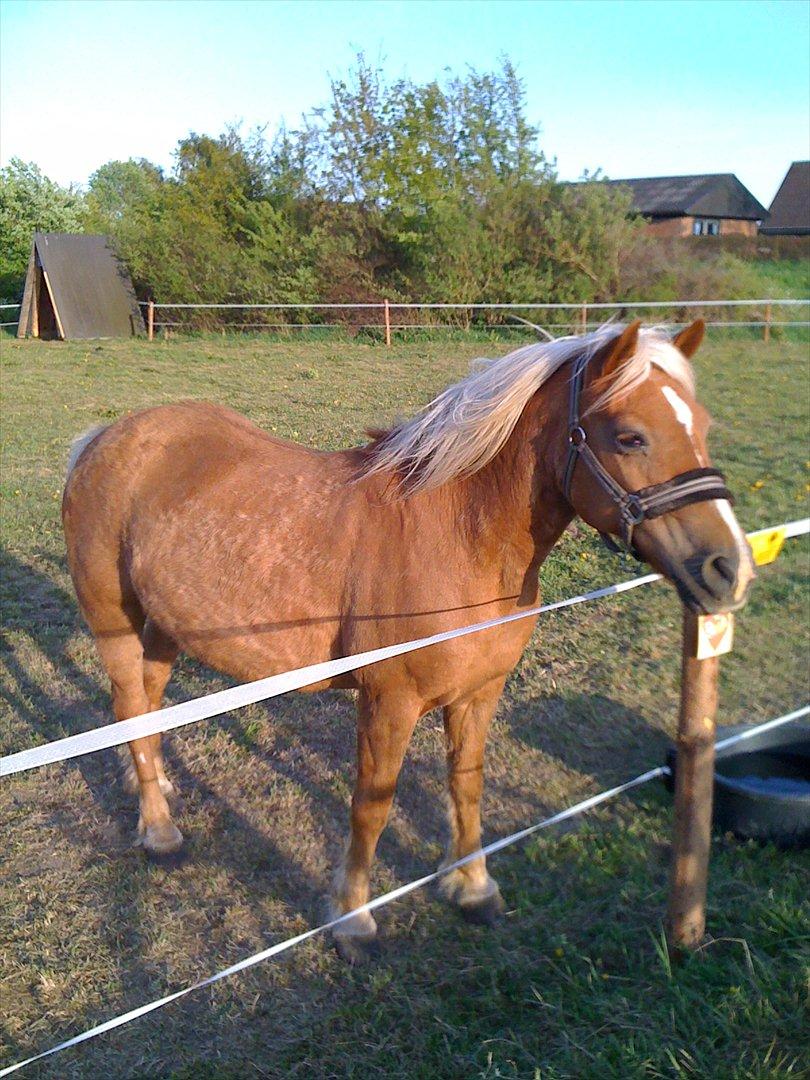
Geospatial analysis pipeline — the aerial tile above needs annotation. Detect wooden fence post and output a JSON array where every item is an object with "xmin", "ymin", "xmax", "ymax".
[
  {"xmin": 384, "ymin": 299, "xmax": 391, "ymax": 347},
  {"xmin": 580, "ymin": 303, "xmax": 587, "ymax": 334},
  {"xmin": 763, "ymin": 303, "xmax": 771, "ymax": 344},
  {"xmin": 147, "ymin": 300, "xmax": 155, "ymax": 342},
  {"xmin": 665, "ymin": 608, "xmax": 731, "ymax": 956}
]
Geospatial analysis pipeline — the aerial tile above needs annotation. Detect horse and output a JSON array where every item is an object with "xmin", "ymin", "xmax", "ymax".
[{"xmin": 62, "ymin": 319, "xmax": 754, "ymax": 962}]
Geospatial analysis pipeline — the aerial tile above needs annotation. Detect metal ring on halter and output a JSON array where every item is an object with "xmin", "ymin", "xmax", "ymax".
[{"xmin": 568, "ymin": 425, "xmax": 587, "ymax": 447}]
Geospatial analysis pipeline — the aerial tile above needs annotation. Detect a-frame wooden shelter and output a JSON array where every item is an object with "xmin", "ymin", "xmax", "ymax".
[{"xmin": 17, "ymin": 233, "xmax": 144, "ymax": 340}]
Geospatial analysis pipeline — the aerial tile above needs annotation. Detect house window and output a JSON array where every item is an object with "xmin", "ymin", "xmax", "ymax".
[{"xmin": 693, "ymin": 218, "xmax": 720, "ymax": 236}]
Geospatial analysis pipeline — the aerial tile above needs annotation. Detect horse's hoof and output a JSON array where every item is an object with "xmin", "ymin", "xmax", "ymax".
[
  {"xmin": 331, "ymin": 905, "xmax": 378, "ymax": 965},
  {"xmin": 439, "ymin": 866, "xmax": 504, "ymax": 926},
  {"xmin": 138, "ymin": 820, "xmax": 184, "ymax": 865},
  {"xmin": 460, "ymin": 889, "xmax": 506, "ymax": 928},
  {"xmin": 334, "ymin": 932, "xmax": 380, "ymax": 966},
  {"xmin": 145, "ymin": 845, "xmax": 188, "ymax": 870}
]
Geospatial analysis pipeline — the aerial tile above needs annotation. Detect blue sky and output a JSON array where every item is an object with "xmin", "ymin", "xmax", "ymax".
[{"xmin": 1, "ymin": 0, "xmax": 808, "ymax": 206}]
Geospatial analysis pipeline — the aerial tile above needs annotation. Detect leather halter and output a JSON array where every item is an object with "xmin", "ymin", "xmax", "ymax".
[{"xmin": 562, "ymin": 350, "xmax": 734, "ymax": 555}]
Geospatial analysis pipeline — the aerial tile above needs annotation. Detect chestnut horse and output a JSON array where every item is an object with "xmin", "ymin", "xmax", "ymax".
[{"xmin": 62, "ymin": 321, "xmax": 753, "ymax": 961}]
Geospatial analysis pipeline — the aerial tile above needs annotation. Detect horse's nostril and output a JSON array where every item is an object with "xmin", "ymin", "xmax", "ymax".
[{"xmin": 705, "ymin": 553, "xmax": 736, "ymax": 587}]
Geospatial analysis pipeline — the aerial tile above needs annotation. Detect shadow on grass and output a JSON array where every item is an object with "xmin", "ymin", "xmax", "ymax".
[
  {"xmin": 0, "ymin": 547, "xmax": 446, "ymax": 972},
  {"xmin": 1, "ymin": 545, "xmax": 670, "ymax": 896},
  {"xmin": 505, "ymin": 689, "xmax": 671, "ymax": 793}
]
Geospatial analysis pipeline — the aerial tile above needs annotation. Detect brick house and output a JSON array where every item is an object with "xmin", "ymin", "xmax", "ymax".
[
  {"xmin": 604, "ymin": 174, "xmax": 768, "ymax": 237},
  {"xmin": 759, "ymin": 161, "xmax": 810, "ymax": 236}
]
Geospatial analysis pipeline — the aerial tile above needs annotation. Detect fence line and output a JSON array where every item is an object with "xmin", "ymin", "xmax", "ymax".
[
  {"xmin": 0, "ymin": 302, "xmax": 20, "ymax": 328},
  {"xmin": 142, "ymin": 298, "xmax": 809, "ymax": 310},
  {"xmin": 2, "ymin": 703, "xmax": 806, "ymax": 1079},
  {"xmin": 141, "ymin": 297, "xmax": 810, "ymax": 343},
  {"xmin": 152, "ymin": 320, "xmax": 810, "ymax": 333},
  {"xmin": 6, "ymin": 297, "xmax": 807, "ymax": 338},
  {"xmin": 3, "ymin": 518, "xmax": 808, "ymax": 779},
  {"xmin": 0, "ymin": 573, "xmax": 660, "ymax": 775},
  {"xmin": 1, "ymin": 519, "xmax": 807, "ymax": 1071}
]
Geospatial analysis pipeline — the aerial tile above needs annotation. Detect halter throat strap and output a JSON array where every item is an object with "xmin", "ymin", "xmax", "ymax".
[{"xmin": 562, "ymin": 350, "xmax": 733, "ymax": 553}]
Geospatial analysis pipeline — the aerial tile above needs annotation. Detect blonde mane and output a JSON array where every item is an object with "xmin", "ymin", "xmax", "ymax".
[{"xmin": 364, "ymin": 325, "xmax": 695, "ymax": 494}]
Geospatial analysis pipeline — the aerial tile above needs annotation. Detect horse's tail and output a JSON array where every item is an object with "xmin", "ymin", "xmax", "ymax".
[{"xmin": 66, "ymin": 424, "xmax": 108, "ymax": 482}]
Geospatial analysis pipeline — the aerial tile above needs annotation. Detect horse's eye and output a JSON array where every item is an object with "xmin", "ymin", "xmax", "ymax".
[{"xmin": 616, "ymin": 432, "xmax": 647, "ymax": 453}]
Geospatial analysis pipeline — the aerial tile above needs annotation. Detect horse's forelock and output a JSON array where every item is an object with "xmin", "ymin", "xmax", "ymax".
[{"xmin": 586, "ymin": 331, "xmax": 696, "ymax": 416}]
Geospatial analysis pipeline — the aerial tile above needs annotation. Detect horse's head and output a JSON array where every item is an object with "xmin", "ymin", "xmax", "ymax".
[{"xmin": 564, "ymin": 320, "xmax": 755, "ymax": 614}]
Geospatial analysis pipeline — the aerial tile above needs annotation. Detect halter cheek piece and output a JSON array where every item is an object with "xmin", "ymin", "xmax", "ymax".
[{"xmin": 562, "ymin": 350, "xmax": 734, "ymax": 556}]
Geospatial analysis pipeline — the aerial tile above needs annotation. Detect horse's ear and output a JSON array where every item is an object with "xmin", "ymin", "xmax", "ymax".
[
  {"xmin": 598, "ymin": 320, "xmax": 642, "ymax": 380},
  {"xmin": 672, "ymin": 319, "xmax": 705, "ymax": 358}
]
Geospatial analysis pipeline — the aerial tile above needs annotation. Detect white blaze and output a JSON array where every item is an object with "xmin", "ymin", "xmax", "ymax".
[
  {"xmin": 661, "ymin": 385, "xmax": 694, "ymax": 435},
  {"xmin": 660, "ymin": 385, "xmax": 754, "ymax": 601},
  {"xmin": 661, "ymin": 385, "xmax": 706, "ymax": 465},
  {"xmin": 715, "ymin": 499, "xmax": 756, "ymax": 601}
]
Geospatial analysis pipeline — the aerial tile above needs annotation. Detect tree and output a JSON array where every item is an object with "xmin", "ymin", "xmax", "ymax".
[
  {"xmin": 85, "ymin": 160, "xmax": 167, "ymax": 295},
  {"xmin": 0, "ymin": 159, "xmax": 85, "ymax": 300},
  {"xmin": 523, "ymin": 177, "xmax": 644, "ymax": 302}
]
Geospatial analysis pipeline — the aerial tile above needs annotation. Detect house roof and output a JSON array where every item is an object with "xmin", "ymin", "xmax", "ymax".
[
  {"xmin": 760, "ymin": 161, "xmax": 810, "ymax": 235},
  {"xmin": 604, "ymin": 174, "xmax": 768, "ymax": 221}
]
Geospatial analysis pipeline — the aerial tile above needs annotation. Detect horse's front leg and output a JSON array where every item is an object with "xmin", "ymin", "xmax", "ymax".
[
  {"xmin": 331, "ymin": 687, "xmax": 419, "ymax": 964},
  {"xmin": 439, "ymin": 676, "xmax": 507, "ymax": 925}
]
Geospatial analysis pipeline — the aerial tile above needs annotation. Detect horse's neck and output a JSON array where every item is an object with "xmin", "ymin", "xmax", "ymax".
[{"xmin": 453, "ymin": 372, "xmax": 574, "ymax": 582}]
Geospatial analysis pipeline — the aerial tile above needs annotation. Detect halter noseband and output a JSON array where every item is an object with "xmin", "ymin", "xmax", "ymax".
[{"xmin": 562, "ymin": 350, "xmax": 734, "ymax": 556}]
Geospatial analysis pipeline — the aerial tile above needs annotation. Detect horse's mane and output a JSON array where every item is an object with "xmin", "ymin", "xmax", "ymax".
[{"xmin": 362, "ymin": 325, "xmax": 695, "ymax": 495}]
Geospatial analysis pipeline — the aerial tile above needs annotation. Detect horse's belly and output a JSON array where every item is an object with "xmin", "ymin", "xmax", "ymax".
[
  {"xmin": 347, "ymin": 603, "xmax": 538, "ymax": 708},
  {"xmin": 173, "ymin": 610, "xmax": 346, "ymax": 686},
  {"xmin": 129, "ymin": 525, "xmax": 350, "ymax": 685}
]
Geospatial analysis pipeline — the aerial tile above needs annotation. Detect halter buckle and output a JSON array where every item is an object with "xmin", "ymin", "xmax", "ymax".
[
  {"xmin": 568, "ymin": 425, "xmax": 587, "ymax": 447},
  {"xmin": 622, "ymin": 495, "xmax": 645, "ymax": 526}
]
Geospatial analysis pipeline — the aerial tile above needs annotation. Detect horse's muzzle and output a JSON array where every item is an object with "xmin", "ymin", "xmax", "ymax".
[{"xmin": 672, "ymin": 547, "xmax": 754, "ymax": 614}]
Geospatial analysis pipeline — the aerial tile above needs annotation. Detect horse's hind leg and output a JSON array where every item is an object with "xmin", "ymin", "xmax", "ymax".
[
  {"xmin": 331, "ymin": 687, "xmax": 419, "ymax": 963},
  {"xmin": 123, "ymin": 618, "xmax": 179, "ymax": 798},
  {"xmin": 439, "ymin": 676, "xmax": 506, "ymax": 925},
  {"xmin": 93, "ymin": 618, "xmax": 183, "ymax": 859}
]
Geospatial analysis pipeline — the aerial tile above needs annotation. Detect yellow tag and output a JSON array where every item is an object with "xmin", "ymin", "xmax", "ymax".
[
  {"xmin": 696, "ymin": 612, "xmax": 734, "ymax": 659},
  {"xmin": 747, "ymin": 526, "xmax": 787, "ymax": 566}
]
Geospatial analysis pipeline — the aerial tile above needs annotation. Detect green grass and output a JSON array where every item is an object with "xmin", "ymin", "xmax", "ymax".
[
  {"xmin": 749, "ymin": 259, "xmax": 810, "ymax": 299},
  {"xmin": 1, "ymin": 334, "xmax": 809, "ymax": 1079}
]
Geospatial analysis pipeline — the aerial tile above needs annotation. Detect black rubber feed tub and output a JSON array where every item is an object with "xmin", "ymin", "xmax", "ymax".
[{"xmin": 665, "ymin": 722, "xmax": 810, "ymax": 848}]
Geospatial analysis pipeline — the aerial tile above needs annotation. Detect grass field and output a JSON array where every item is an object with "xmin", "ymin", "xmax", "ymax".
[
  {"xmin": 1, "ymin": 332, "xmax": 809, "ymax": 1079},
  {"xmin": 750, "ymin": 259, "xmax": 810, "ymax": 299}
]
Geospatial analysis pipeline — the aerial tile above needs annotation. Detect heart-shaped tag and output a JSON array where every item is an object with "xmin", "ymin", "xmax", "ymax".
[
  {"xmin": 695, "ymin": 612, "xmax": 734, "ymax": 658},
  {"xmin": 704, "ymin": 614, "xmax": 729, "ymax": 651}
]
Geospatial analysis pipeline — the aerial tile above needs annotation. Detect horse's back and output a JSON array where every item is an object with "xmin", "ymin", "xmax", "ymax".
[{"xmin": 65, "ymin": 399, "xmax": 358, "ymax": 510}]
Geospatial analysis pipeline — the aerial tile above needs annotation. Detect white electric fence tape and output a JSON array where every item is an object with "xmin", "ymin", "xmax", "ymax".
[
  {"xmin": 779, "ymin": 518, "xmax": 810, "ymax": 539},
  {"xmin": 0, "ymin": 574, "xmax": 659, "ymax": 776},
  {"xmin": 2, "ymin": 705, "xmax": 806, "ymax": 1078},
  {"xmin": 2, "ymin": 518, "xmax": 808, "ymax": 779}
]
